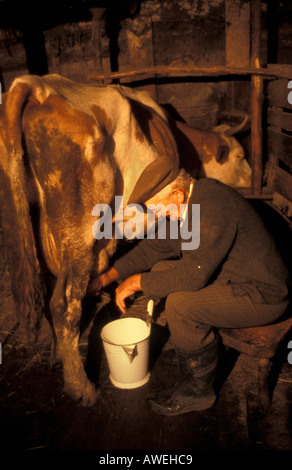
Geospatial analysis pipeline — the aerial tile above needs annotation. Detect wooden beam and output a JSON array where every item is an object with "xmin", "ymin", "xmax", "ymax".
[
  {"xmin": 267, "ymin": 64, "xmax": 292, "ymax": 78},
  {"xmin": 87, "ymin": 64, "xmax": 292, "ymax": 83},
  {"xmin": 250, "ymin": 0, "xmax": 263, "ymax": 196},
  {"xmin": 225, "ymin": 0, "xmax": 250, "ymax": 68},
  {"xmin": 267, "ymin": 78, "xmax": 292, "ymax": 109},
  {"xmin": 268, "ymin": 108, "xmax": 292, "ymax": 132},
  {"xmin": 267, "ymin": 163, "xmax": 292, "ymax": 202},
  {"xmin": 90, "ymin": 8, "xmax": 106, "ymax": 73},
  {"xmin": 268, "ymin": 128, "xmax": 292, "ymax": 169}
]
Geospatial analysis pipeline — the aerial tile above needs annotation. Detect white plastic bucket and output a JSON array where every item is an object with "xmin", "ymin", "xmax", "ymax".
[{"xmin": 101, "ymin": 317, "xmax": 151, "ymax": 389}]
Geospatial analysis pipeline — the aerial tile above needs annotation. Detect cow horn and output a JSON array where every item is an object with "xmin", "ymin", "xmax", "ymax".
[{"xmin": 224, "ymin": 115, "xmax": 250, "ymax": 137}]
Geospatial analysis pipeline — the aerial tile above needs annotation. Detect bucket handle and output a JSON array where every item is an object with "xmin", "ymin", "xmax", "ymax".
[
  {"xmin": 122, "ymin": 344, "xmax": 138, "ymax": 362},
  {"xmin": 146, "ymin": 299, "xmax": 154, "ymax": 327}
]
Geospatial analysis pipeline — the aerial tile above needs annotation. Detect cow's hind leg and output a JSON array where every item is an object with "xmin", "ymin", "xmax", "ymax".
[{"xmin": 50, "ymin": 252, "xmax": 100, "ymax": 407}]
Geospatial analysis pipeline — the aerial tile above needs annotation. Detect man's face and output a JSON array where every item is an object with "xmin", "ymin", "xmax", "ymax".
[{"xmin": 145, "ymin": 188, "xmax": 186, "ymax": 220}]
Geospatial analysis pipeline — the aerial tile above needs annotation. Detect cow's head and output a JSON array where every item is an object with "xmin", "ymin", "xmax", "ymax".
[{"xmin": 203, "ymin": 115, "xmax": 252, "ymax": 188}]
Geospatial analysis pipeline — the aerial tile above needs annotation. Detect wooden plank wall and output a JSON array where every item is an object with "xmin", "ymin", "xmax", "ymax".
[{"xmin": 266, "ymin": 69, "xmax": 292, "ymax": 203}]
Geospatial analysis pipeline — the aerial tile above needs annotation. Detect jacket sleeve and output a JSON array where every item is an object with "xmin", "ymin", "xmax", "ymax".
[
  {"xmin": 113, "ymin": 220, "xmax": 181, "ymax": 280},
  {"xmin": 140, "ymin": 185, "xmax": 238, "ymax": 298}
]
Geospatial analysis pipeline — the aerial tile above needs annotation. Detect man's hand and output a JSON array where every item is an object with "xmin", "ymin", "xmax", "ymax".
[
  {"xmin": 115, "ymin": 274, "xmax": 142, "ymax": 314},
  {"xmin": 86, "ymin": 267, "xmax": 120, "ymax": 296}
]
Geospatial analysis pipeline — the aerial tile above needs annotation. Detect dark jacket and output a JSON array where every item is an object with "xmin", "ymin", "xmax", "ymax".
[{"xmin": 113, "ymin": 178, "xmax": 289, "ymax": 304}]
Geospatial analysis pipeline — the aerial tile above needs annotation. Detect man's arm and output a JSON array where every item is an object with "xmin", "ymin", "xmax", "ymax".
[
  {"xmin": 87, "ymin": 220, "xmax": 180, "ymax": 296},
  {"xmin": 113, "ymin": 222, "xmax": 181, "ymax": 280},
  {"xmin": 86, "ymin": 266, "xmax": 120, "ymax": 295},
  {"xmin": 115, "ymin": 273, "xmax": 142, "ymax": 313}
]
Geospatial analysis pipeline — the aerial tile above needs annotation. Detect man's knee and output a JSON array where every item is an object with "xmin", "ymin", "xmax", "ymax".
[
  {"xmin": 165, "ymin": 290, "xmax": 204, "ymax": 325},
  {"xmin": 165, "ymin": 292, "xmax": 184, "ymax": 323}
]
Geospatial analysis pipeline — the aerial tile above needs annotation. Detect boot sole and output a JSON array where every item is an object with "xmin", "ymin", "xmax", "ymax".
[{"xmin": 149, "ymin": 395, "xmax": 216, "ymax": 416}]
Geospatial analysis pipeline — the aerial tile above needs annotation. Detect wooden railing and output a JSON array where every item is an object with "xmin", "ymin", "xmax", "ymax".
[{"xmin": 88, "ymin": 64, "xmax": 292, "ymax": 82}]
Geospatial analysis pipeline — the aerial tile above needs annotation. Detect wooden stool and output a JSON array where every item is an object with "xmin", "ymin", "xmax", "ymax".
[{"xmin": 218, "ymin": 315, "xmax": 292, "ymax": 409}]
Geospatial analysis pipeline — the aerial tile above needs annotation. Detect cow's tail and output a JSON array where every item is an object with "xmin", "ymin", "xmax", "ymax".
[{"xmin": 3, "ymin": 80, "xmax": 46, "ymax": 344}]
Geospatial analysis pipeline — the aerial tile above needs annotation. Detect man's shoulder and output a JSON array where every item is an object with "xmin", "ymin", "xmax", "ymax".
[
  {"xmin": 191, "ymin": 178, "xmax": 261, "ymax": 222},
  {"xmin": 192, "ymin": 177, "xmax": 238, "ymax": 201}
]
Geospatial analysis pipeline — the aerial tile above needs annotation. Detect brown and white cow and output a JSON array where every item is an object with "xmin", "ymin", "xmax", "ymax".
[
  {"xmin": 0, "ymin": 74, "xmax": 179, "ymax": 405},
  {"xmin": 0, "ymin": 73, "xmax": 251, "ymax": 406},
  {"xmin": 169, "ymin": 116, "xmax": 251, "ymax": 188}
]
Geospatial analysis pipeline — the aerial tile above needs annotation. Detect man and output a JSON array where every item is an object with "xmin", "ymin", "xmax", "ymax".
[{"xmin": 88, "ymin": 170, "xmax": 290, "ymax": 416}]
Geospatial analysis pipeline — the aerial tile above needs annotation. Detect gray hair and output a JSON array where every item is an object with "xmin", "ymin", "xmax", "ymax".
[
  {"xmin": 168, "ymin": 169, "xmax": 194, "ymax": 193},
  {"xmin": 148, "ymin": 169, "xmax": 194, "ymax": 202}
]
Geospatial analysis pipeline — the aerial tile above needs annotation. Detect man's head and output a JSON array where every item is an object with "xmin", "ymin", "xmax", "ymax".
[{"xmin": 145, "ymin": 169, "xmax": 194, "ymax": 220}]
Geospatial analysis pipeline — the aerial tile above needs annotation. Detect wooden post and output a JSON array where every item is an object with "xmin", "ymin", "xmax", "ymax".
[
  {"xmin": 250, "ymin": 0, "xmax": 263, "ymax": 196},
  {"xmin": 90, "ymin": 8, "xmax": 106, "ymax": 73},
  {"xmin": 123, "ymin": 16, "xmax": 157, "ymax": 100},
  {"xmin": 225, "ymin": 0, "xmax": 250, "ymax": 68}
]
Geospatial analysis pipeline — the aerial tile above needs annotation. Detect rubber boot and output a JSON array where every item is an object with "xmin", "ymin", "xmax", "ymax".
[
  {"xmin": 161, "ymin": 348, "xmax": 177, "ymax": 366},
  {"xmin": 148, "ymin": 340, "xmax": 218, "ymax": 416}
]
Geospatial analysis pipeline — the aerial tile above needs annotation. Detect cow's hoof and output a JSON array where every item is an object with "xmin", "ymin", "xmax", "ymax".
[
  {"xmin": 80, "ymin": 382, "xmax": 101, "ymax": 407},
  {"xmin": 64, "ymin": 381, "xmax": 101, "ymax": 407}
]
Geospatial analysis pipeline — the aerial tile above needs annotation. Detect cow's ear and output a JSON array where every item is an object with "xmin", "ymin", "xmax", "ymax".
[
  {"xmin": 216, "ymin": 144, "xmax": 229, "ymax": 164},
  {"xmin": 216, "ymin": 145, "xmax": 230, "ymax": 165}
]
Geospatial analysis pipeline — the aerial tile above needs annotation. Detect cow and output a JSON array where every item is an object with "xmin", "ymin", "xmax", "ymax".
[
  {"xmin": 0, "ymin": 73, "xmax": 251, "ymax": 406},
  {"xmin": 168, "ymin": 115, "xmax": 251, "ymax": 188},
  {"xmin": 0, "ymin": 74, "xmax": 179, "ymax": 406}
]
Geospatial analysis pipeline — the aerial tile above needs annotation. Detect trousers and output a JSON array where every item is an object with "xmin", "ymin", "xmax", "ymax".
[{"xmin": 151, "ymin": 260, "xmax": 289, "ymax": 351}]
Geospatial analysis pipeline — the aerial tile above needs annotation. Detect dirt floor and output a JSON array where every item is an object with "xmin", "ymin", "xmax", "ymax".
[
  {"xmin": 0, "ymin": 281, "xmax": 292, "ymax": 452},
  {"xmin": 0, "ymin": 201, "xmax": 292, "ymax": 453}
]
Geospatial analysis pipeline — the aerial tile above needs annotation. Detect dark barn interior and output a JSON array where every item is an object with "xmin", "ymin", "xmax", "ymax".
[{"xmin": 0, "ymin": 0, "xmax": 292, "ymax": 453}]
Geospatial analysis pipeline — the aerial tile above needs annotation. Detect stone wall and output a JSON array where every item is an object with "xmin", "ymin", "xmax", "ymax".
[{"xmin": 0, "ymin": 0, "xmax": 291, "ymax": 130}]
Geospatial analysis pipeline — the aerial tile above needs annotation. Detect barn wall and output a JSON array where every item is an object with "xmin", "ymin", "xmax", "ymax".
[
  {"xmin": 150, "ymin": 0, "xmax": 225, "ymax": 129},
  {"xmin": 0, "ymin": 0, "xmax": 291, "ymax": 190},
  {"xmin": 0, "ymin": 0, "xmax": 246, "ymax": 129},
  {"xmin": 0, "ymin": 1, "xmax": 290, "ymax": 124}
]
